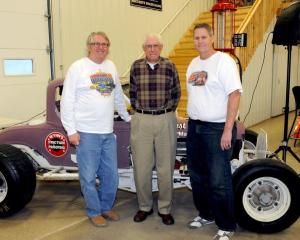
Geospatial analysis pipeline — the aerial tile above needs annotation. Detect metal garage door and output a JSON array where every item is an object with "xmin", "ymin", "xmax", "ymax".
[{"xmin": 0, "ymin": 0, "xmax": 52, "ymax": 124}]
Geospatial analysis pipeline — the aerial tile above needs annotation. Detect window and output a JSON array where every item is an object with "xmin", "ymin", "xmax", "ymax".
[{"xmin": 3, "ymin": 59, "xmax": 34, "ymax": 76}]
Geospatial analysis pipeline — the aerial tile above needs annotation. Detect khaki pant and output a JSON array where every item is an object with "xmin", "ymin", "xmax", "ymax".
[{"xmin": 130, "ymin": 111, "xmax": 177, "ymax": 214}]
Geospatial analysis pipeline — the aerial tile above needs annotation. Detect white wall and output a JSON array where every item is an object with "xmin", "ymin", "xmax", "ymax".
[
  {"xmin": 1, "ymin": 1, "xmax": 299, "ymax": 125},
  {"xmin": 271, "ymin": 44, "xmax": 299, "ymax": 116},
  {"xmin": 0, "ymin": 0, "xmax": 214, "ymax": 122},
  {"xmin": 0, "ymin": 0, "xmax": 51, "ymax": 121},
  {"xmin": 240, "ymin": 18, "xmax": 300, "ymax": 127},
  {"xmin": 51, "ymin": 0, "xmax": 214, "ymax": 83}
]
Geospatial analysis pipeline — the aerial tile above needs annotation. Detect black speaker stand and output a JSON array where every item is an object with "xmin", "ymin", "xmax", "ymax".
[{"xmin": 271, "ymin": 45, "xmax": 300, "ymax": 163}]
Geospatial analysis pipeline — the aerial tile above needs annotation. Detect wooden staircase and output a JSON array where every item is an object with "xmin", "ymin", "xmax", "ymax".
[{"xmin": 170, "ymin": 0, "xmax": 282, "ymax": 118}]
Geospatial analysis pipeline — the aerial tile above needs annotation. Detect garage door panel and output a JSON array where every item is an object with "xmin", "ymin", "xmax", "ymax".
[
  {"xmin": 0, "ymin": 49, "xmax": 50, "ymax": 85},
  {"xmin": 0, "ymin": 13, "xmax": 48, "ymax": 49},
  {"xmin": 0, "ymin": 0, "xmax": 46, "ymax": 15},
  {"xmin": 0, "ymin": 0, "xmax": 50, "ymax": 121}
]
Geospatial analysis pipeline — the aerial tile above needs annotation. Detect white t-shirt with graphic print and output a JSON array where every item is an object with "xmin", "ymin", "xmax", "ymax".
[
  {"xmin": 61, "ymin": 57, "xmax": 130, "ymax": 136},
  {"xmin": 186, "ymin": 51, "xmax": 242, "ymax": 122}
]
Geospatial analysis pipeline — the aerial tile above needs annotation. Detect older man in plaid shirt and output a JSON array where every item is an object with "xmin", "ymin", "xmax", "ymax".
[{"xmin": 129, "ymin": 33, "xmax": 181, "ymax": 225}]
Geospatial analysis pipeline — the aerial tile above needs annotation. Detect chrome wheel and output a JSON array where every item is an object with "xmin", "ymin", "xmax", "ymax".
[
  {"xmin": 0, "ymin": 171, "xmax": 8, "ymax": 202},
  {"xmin": 242, "ymin": 176, "xmax": 291, "ymax": 222}
]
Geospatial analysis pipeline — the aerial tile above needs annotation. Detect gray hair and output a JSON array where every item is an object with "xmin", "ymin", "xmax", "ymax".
[
  {"xmin": 86, "ymin": 31, "xmax": 110, "ymax": 46},
  {"xmin": 142, "ymin": 33, "xmax": 163, "ymax": 48},
  {"xmin": 193, "ymin": 23, "xmax": 214, "ymax": 36}
]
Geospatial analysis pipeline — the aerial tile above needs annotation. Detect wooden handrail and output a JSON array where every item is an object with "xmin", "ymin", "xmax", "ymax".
[
  {"xmin": 236, "ymin": 0, "xmax": 262, "ymax": 33},
  {"xmin": 235, "ymin": 0, "xmax": 282, "ymax": 71}
]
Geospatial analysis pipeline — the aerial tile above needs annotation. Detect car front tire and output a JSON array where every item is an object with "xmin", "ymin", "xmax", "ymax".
[{"xmin": 0, "ymin": 144, "xmax": 36, "ymax": 217}]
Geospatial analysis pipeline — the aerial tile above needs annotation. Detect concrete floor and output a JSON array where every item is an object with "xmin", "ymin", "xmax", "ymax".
[
  {"xmin": 249, "ymin": 113, "xmax": 300, "ymax": 173},
  {"xmin": 0, "ymin": 113, "xmax": 299, "ymax": 240}
]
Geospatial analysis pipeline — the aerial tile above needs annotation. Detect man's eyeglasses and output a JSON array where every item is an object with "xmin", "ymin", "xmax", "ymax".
[
  {"xmin": 89, "ymin": 42, "xmax": 109, "ymax": 47},
  {"xmin": 145, "ymin": 44, "xmax": 161, "ymax": 50}
]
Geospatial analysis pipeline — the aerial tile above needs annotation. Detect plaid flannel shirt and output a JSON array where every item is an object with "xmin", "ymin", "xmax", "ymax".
[{"xmin": 129, "ymin": 57, "xmax": 181, "ymax": 111}]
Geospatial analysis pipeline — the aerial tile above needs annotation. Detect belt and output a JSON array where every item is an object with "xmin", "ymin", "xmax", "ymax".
[
  {"xmin": 189, "ymin": 118, "xmax": 226, "ymax": 126},
  {"xmin": 135, "ymin": 108, "xmax": 172, "ymax": 115}
]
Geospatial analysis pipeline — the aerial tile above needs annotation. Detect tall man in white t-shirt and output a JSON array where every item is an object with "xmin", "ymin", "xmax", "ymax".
[
  {"xmin": 61, "ymin": 32, "xmax": 130, "ymax": 227},
  {"xmin": 186, "ymin": 23, "xmax": 242, "ymax": 240}
]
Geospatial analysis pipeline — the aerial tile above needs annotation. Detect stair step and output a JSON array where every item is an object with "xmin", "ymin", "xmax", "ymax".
[
  {"xmin": 175, "ymin": 65, "xmax": 188, "ymax": 71},
  {"xmin": 170, "ymin": 58, "xmax": 195, "ymax": 65},
  {"xmin": 172, "ymin": 49, "xmax": 199, "ymax": 56},
  {"xmin": 169, "ymin": 52, "xmax": 198, "ymax": 59},
  {"xmin": 179, "ymin": 95, "xmax": 187, "ymax": 101},
  {"xmin": 176, "ymin": 108, "xmax": 188, "ymax": 118}
]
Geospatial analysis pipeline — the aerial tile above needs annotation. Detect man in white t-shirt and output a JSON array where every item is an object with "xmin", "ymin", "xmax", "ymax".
[
  {"xmin": 186, "ymin": 23, "xmax": 242, "ymax": 240},
  {"xmin": 61, "ymin": 32, "xmax": 130, "ymax": 227}
]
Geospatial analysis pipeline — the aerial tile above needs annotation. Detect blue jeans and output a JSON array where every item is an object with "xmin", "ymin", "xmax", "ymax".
[
  {"xmin": 186, "ymin": 119, "xmax": 236, "ymax": 231},
  {"xmin": 76, "ymin": 132, "xmax": 118, "ymax": 217}
]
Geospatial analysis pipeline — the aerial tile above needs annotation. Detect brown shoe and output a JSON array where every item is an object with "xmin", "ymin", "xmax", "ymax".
[
  {"xmin": 133, "ymin": 209, "xmax": 153, "ymax": 222},
  {"xmin": 102, "ymin": 210, "xmax": 120, "ymax": 221},
  {"xmin": 90, "ymin": 215, "xmax": 108, "ymax": 227},
  {"xmin": 158, "ymin": 212, "xmax": 175, "ymax": 225}
]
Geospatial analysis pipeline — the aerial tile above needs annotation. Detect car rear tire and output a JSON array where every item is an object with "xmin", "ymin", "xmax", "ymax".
[
  {"xmin": 0, "ymin": 144, "xmax": 36, "ymax": 217},
  {"xmin": 233, "ymin": 158, "xmax": 300, "ymax": 233}
]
